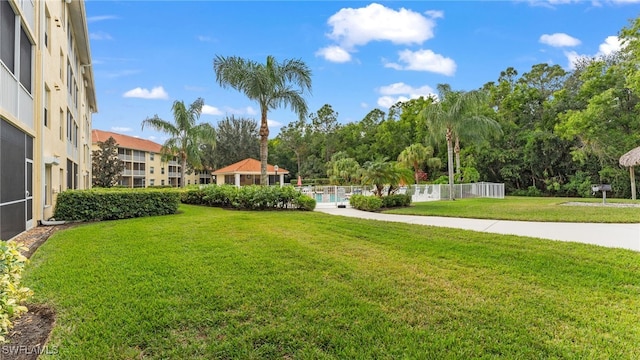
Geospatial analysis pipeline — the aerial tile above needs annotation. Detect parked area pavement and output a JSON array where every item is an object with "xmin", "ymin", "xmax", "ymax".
[{"xmin": 315, "ymin": 205, "xmax": 640, "ymax": 252}]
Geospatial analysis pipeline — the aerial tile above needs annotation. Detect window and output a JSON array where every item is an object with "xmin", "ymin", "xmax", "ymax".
[
  {"xmin": 150, "ymin": 166, "xmax": 154, "ymax": 174},
  {"xmin": 161, "ymin": 180, "xmax": 165, "ymax": 186},
  {"xmin": 45, "ymin": 166, "xmax": 52, "ymax": 206},
  {"xmin": 44, "ymin": 86, "xmax": 50, "ymax": 127},
  {"xmin": 150, "ymin": 153, "xmax": 154, "ymax": 161},
  {"xmin": 66, "ymin": 110, "xmax": 72, "ymax": 141},
  {"xmin": 59, "ymin": 109, "xmax": 64, "ymax": 140},
  {"xmin": 161, "ymin": 167, "xmax": 165, "ymax": 175},
  {"xmin": 59, "ymin": 50, "xmax": 64, "ymax": 80},
  {"xmin": 149, "ymin": 179, "xmax": 155, "ymax": 186},
  {"xmin": 0, "ymin": 0, "xmax": 16, "ymax": 73},
  {"xmin": 45, "ymin": 8, "xmax": 50, "ymax": 51},
  {"xmin": 19, "ymin": 26, "xmax": 32, "ymax": 93}
]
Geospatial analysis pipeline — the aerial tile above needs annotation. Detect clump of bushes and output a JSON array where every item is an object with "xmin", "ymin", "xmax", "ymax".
[
  {"xmin": 350, "ymin": 194, "xmax": 412, "ymax": 212},
  {"xmin": 0, "ymin": 241, "xmax": 33, "ymax": 343},
  {"xmin": 54, "ymin": 188, "xmax": 180, "ymax": 221},
  {"xmin": 181, "ymin": 185, "xmax": 316, "ymax": 211}
]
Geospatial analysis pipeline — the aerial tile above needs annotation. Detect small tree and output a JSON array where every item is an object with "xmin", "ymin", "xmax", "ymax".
[{"xmin": 92, "ymin": 136, "xmax": 124, "ymax": 187}]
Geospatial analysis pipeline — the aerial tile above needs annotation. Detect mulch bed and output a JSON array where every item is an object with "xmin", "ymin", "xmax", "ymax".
[{"xmin": 3, "ymin": 224, "xmax": 74, "ymax": 359}]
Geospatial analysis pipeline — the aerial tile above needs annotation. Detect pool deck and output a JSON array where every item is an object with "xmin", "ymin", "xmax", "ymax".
[{"xmin": 315, "ymin": 205, "xmax": 640, "ymax": 252}]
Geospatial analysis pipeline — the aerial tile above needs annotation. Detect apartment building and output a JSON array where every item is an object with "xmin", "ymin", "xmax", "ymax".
[
  {"xmin": 92, "ymin": 130, "xmax": 210, "ymax": 188},
  {"xmin": 0, "ymin": 0, "xmax": 96, "ymax": 239}
]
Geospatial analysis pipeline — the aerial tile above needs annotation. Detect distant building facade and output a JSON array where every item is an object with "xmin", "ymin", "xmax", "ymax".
[
  {"xmin": 92, "ymin": 130, "xmax": 211, "ymax": 188},
  {"xmin": 0, "ymin": 0, "xmax": 97, "ymax": 239}
]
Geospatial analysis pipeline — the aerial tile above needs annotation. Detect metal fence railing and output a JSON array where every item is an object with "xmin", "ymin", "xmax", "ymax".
[{"xmin": 297, "ymin": 182, "xmax": 504, "ymax": 205}]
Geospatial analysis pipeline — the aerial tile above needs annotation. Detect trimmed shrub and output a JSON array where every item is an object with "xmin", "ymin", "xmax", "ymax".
[
  {"xmin": 293, "ymin": 195, "xmax": 316, "ymax": 211},
  {"xmin": 186, "ymin": 185, "xmax": 316, "ymax": 211},
  {"xmin": 0, "ymin": 241, "xmax": 33, "ymax": 343},
  {"xmin": 349, "ymin": 194, "xmax": 382, "ymax": 212},
  {"xmin": 54, "ymin": 188, "xmax": 180, "ymax": 221},
  {"xmin": 381, "ymin": 194, "xmax": 412, "ymax": 208}
]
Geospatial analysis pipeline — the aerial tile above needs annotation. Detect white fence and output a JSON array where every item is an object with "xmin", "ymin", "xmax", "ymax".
[{"xmin": 298, "ymin": 182, "xmax": 504, "ymax": 205}]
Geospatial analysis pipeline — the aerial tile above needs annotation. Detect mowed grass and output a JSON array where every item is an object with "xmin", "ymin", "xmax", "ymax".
[
  {"xmin": 25, "ymin": 205, "xmax": 640, "ymax": 359},
  {"xmin": 384, "ymin": 196, "xmax": 640, "ymax": 223}
]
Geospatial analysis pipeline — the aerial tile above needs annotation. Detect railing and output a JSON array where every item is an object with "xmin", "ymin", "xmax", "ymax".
[
  {"xmin": 122, "ymin": 170, "xmax": 145, "ymax": 176},
  {"xmin": 297, "ymin": 182, "xmax": 505, "ymax": 205}
]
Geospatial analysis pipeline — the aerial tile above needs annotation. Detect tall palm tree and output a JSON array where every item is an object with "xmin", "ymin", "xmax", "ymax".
[
  {"xmin": 421, "ymin": 84, "xmax": 501, "ymax": 199},
  {"xmin": 398, "ymin": 143, "xmax": 435, "ymax": 184},
  {"xmin": 141, "ymin": 98, "xmax": 216, "ymax": 188},
  {"xmin": 214, "ymin": 55, "xmax": 312, "ymax": 185}
]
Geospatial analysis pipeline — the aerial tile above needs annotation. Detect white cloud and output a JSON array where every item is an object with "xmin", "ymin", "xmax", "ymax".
[
  {"xmin": 599, "ymin": 36, "xmax": 622, "ymax": 55},
  {"xmin": 384, "ymin": 49, "xmax": 456, "ymax": 76},
  {"xmin": 326, "ymin": 3, "xmax": 436, "ymax": 49},
  {"xmin": 122, "ymin": 86, "xmax": 169, "ymax": 100},
  {"xmin": 315, "ymin": 46, "xmax": 352, "ymax": 63},
  {"xmin": 378, "ymin": 96, "xmax": 409, "ymax": 108},
  {"xmin": 267, "ymin": 119, "xmax": 283, "ymax": 128},
  {"xmin": 539, "ymin": 33, "xmax": 581, "ymax": 47},
  {"xmin": 424, "ymin": 10, "xmax": 444, "ymax": 19},
  {"xmin": 202, "ymin": 105, "xmax": 222, "ymax": 116},
  {"xmin": 87, "ymin": 15, "xmax": 118, "ymax": 23},
  {"xmin": 111, "ymin": 126, "xmax": 132, "ymax": 132},
  {"xmin": 376, "ymin": 82, "xmax": 436, "ymax": 108},
  {"xmin": 90, "ymin": 31, "xmax": 113, "ymax": 41},
  {"xmin": 246, "ymin": 106, "xmax": 258, "ymax": 115},
  {"xmin": 360, "ymin": 102, "xmax": 369, "ymax": 108},
  {"xmin": 197, "ymin": 35, "xmax": 217, "ymax": 42},
  {"xmin": 564, "ymin": 35, "xmax": 624, "ymax": 69},
  {"xmin": 184, "ymin": 85, "xmax": 207, "ymax": 92}
]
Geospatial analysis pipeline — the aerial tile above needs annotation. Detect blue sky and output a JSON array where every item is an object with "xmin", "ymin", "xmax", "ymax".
[{"xmin": 85, "ymin": 0, "xmax": 640, "ymax": 143}]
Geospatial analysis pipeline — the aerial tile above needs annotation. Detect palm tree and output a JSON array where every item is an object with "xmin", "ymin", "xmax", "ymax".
[
  {"xmin": 398, "ymin": 143, "xmax": 435, "ymax": 184},
  {"xmin": 141, "ymin": 98, "xmax": 216, "ymax": 188},
  {"xmin": 361, "ymin": 157, "xmax": 412, "ymax": 196},
  {"xmin": 421, "ymin": 84, "xmax": 501, "ymax": 199},
  {"xmin": 213, "ymin": 55, "xmax": 312, "ymax": 185}
]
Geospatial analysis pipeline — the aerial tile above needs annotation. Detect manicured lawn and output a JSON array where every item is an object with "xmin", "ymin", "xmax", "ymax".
[
  {"xmin": 384, "ymin": 196, "xmax": 640, "ymax": 223},
  {"xmin": 25, "ymin": 205, "xmax": 640, "ymax": 359}
]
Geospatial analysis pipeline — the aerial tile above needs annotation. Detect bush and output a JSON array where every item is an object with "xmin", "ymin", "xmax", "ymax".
[
  {"xmin": 349, "ymin": 194, "xmax": 382, "ymax": 212},
  {"xmin": 432, "ymin": 175, "xmax": 449, "ymax": 185},
  {"xmin": 0, "ymin": 241, "xmax": 33, "ymax": 343},
  {"xmin": 186, "ymin": 185, "xmax": 315, "ymax": 211},
  {"xmin": 54, "ymin": 188, "xmax": 180, "ymax": 221},
  {"xmin": 293, "ymin": 195, "xmax": 316, "ymax": 211},
  {"xmin": 381, "ymin": 194, "xmax": 412, "ymax": 208}
]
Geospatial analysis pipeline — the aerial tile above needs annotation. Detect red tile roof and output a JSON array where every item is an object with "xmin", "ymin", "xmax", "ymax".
[
  {"xmin": 213, "ymin": 158, "xmax": 289, "ymax": 174},
  {"xmin": 92, "ymin": 130, "xmax": 163, "ymax": 153}
]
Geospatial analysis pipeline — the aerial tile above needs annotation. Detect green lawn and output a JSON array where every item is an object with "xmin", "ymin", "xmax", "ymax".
[
  {"xmin": 384, "ymin": 196, "xmax": 640, "ymax": 223},
  {"xmin": 25, "ymin": 205, "xmax": 640, "ymax": 359}
]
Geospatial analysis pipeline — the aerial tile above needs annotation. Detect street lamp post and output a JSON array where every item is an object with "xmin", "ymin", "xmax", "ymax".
[{"xmin": 274, "ymin": 165, "xmax": 279, "ymax": 186}]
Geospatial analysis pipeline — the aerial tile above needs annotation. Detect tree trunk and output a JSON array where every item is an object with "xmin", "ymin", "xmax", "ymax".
[
  {"xmin": 180, "ymin": 154, "xmax": 187, "ymax": 188},
  {"xmin": 259, "ymin": 108, "xmax": 269, "ymax": 186},
  {"xmin": 454, "ymin": 136, "xmax": 461, "ymax": 177},
  {"xmin": 447, "ymin": 128, "xmax": 455, "ymax": 200}
]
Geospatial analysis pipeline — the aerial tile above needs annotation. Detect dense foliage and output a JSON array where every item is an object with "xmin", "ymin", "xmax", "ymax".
[
  {"xmin": 54, "ymin": 189, "xmax": 180, "ymax": 221},
  {"xmin": 92, "ymin": 136, "xmax": 124, "ymax": 188},
  {"xmin": 180, "ymin": 185, "xmax": 316, "ymax": 211},
  {"xmin": 349, "ymin": 194, "xmax": 411, "ymax": 211},
  {"xmin": 268, "ymin": 17, "xmax": 640, "ymax": 198},
  {"xmin": 0, "ymin": 241, "xmax": 32, "ymax": 343}
]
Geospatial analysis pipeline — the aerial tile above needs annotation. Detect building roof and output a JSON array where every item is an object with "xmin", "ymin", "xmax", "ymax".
[
  {"xmin": 92, "ymin": 129, "xmax": 163, "ymax": 153},
  {"xmin": 213, "ymin": 158, "xmax": 289, "ymax": 175}
]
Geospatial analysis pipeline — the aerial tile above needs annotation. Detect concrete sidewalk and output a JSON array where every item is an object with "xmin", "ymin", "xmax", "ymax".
[{"xmin": 315, "ymin": 206, "xmax": 640, "ymax": 252}]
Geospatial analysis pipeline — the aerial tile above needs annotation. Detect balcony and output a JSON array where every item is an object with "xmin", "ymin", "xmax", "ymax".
[{"xmin": 122, "ymin": 170, "xmax": 146, "ymax": 176}]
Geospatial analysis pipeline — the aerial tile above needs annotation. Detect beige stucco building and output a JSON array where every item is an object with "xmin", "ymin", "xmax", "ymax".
[
  {"xmin": 92, "ymin": 130, "xmax": 210, "ymax": 188},
  {"xmin": 0, "ymin": 0, "xmax": 96, "ymax": 239}
]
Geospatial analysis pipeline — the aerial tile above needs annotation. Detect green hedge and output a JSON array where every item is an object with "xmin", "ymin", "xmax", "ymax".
[
  {"xmin": 350, "ymin": 194, "xmax": 411, "ymax": 211},
  {"xmin": 349, "ymin": 194, "xmax": 383, "ymax": 211},
  {"xmin": 181, "ymin": 185, "xmax": 316, "ymax": 211},
  {"xmin": 381, "ymin": 194, "xmax": 412, "ymax": 208},
  {"xmin": 54, "ymin": 188, "xmax": 180, "ymax": 221}
]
